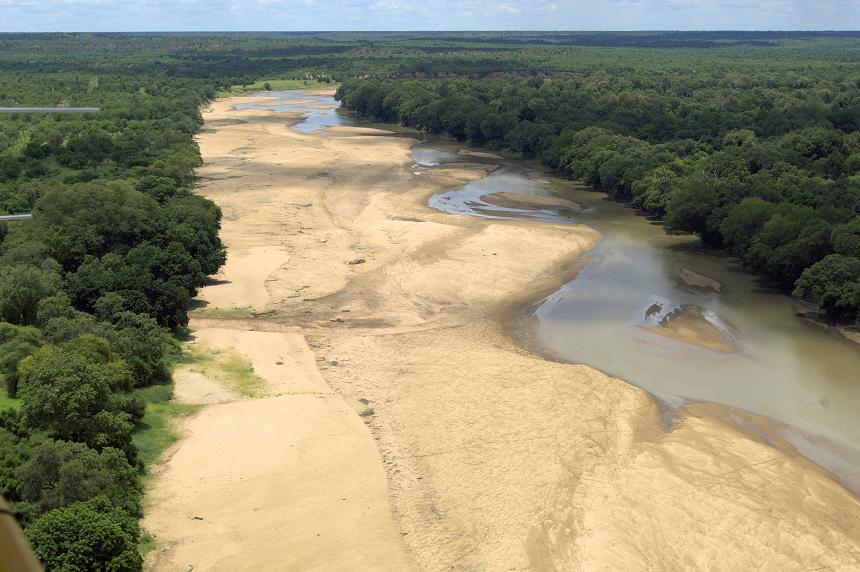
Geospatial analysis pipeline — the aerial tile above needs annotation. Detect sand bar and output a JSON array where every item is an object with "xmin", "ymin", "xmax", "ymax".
[
  {"xmin": 143, "ymin": 94, "xmax": 860, "ymax": 571},
  {"xmin": 678, "ymin": 266, "xmax": 723, "ymax": 293},
  {"xmin": 458, "ymin": 148, "xmax": 504, "ymax": 159},
  {"xmin": 643, "ymin": 304, "xmax": 734, "ymax": 352},
  {"xmin": 482, "ymin": 191, "xmax": 584, "ymax": 211}
]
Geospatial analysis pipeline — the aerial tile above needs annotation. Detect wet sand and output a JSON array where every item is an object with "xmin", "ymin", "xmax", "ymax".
[
  {"xmin": 143, "ymin": 94, "xmax": 860, "ymax": 570},
  {"xmin": 458, "ymin": 148, "xmax": 505, "ymax": 159},
  {"xmin": 643, "ymin": 304, "xmax": 735, "ymax": 352},
  {"xmin": 678, "ymin": 267, "xmax": 723, "ymax": 293},
  {"xmin": 482, "ymin": 191, "xmax": 584, "ymax": 211}
]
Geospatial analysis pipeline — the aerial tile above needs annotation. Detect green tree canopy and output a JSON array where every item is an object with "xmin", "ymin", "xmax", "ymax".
[
  {"xmin": 794, "ymin": 254, "xmax": 860, "ymax": 322},
  {"xmin": 25, "ymin": 496, "xmax": 142, "ymax": 572},
  {"xmin": 0, "ymin": 263, "xmax": 62, "ymax": 325}
]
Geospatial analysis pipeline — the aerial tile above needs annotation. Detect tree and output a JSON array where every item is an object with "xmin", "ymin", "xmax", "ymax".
[
  {"xmin": 17, "ymin": 344, "xmax": 139, "ymax": 461},
  {"xmin": 25, "ymin": 496, "xmax": 142, "ymax": 572},
  {"xmin": 102, "ymin": 311, "xmax": 179, "ymax": 387},
  {"xmin": 0, "ymin": 263, "xmax": 61, "ymax": 325},
  {"xmin": 60, "ymin": 334, "xmax": 134, "ymax": 392},
  {"xmin": 663, "ymin": 178, "xmax": 721, "ymax": 241},
  {"xmin": 832, "ymin": 218, "xmax": 860, "ymax": 258},
  {"xmin": 17, "ymin": 347, "xmax": 111, "ymax": 441},
  {"xmin": 794, "ymin": 254, "xmax": 860, "ymax": 323},
  {"xmin": 36, "ymin": 295, "xmax": 178, "ymax": 387},
  {"xmin": 633, "ymin": 163, "xmax": 685, "ymax": 217},
  {"xmin": 135, "ymin": 175, "xmax": 184, "ymax": 204},
  {"xmin": 745, "ymin": 204, "xmax": 833, "ymax": 287},
  {"xmin": 17, "ymin": 440, "xmax": 141, "ymax": 516},
  {"xmin": 720, "ymin": 198, "xmax": 777, "ymax": 257},
  {"xmin": 0, "ymin": 426, "xmax": 35, "ymax": 503},
  {"xmin": 161, "ymin": 195, "xmax": 226, "ymax": 275},
  {"xmin": 81, "ymin": 411, "xmax": 136, "ymax": 463},
  {"xmin": 0, "ymin": 323, "xmax": 42, "ymax": 395},
  {"xmin": 30, "ymin": 181, "xmax": 159, "ymax": 269},
  {"xmin": 66, "ymin": 242, "xmax": 202, "ymax": 330},
  {"xmin": 36, "ymin": 293, "xmax": 80, "ymax": 326}
]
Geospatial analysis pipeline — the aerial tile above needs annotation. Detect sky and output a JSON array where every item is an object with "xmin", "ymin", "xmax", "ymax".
[{"xmin": 1, "ymin": 0, "xmax": 859, "ymax": 32}]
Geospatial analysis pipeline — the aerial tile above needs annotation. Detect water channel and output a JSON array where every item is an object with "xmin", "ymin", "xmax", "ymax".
[{"xmin": 244, "ymin": 90, "xmax": 860, "ymax": 492}]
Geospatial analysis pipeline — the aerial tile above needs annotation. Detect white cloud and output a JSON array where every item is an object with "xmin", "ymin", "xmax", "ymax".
[{"xmin": 0, "ymin": 0, "xmax": 858, "ymax": 31}]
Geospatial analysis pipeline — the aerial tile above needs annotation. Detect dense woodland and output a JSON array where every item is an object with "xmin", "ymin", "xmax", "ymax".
[
  {"xmin": 0, "ymin": 31, "xmax": 858, "ymax": 570},
  {"xmin": 0, "ymin": 37, "xmax": 233, "ymax": 571},
  {"xmin": 337, "ymin": 48, "xmax": 860, "ymax": 324}
]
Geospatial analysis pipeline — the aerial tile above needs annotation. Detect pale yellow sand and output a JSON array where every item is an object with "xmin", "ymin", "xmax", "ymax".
[
  {"xmin": 840, "ymin": 327, "xmax": 860, "ymax": 346},
  {"xmin": 303, "ymin": 88, "xmax": 338, "ymax": 96},
  {"xmin": 171, "ymin": 369, "xmax": 241, "ymax": 405},
  {"xmin": 144, "ymin": 327, "xmax": 411, "ymax": 571},
  {"xmin": 198, "ymin": 246, "xmax": 289, "ymax": 311},
  {"xmin": 143, "ymin": 95, "xmax": 860, "ymax": 571}
]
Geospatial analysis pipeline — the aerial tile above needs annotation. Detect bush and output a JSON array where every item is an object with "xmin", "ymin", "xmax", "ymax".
[
  {"xmin": 25, "ymin": 497, "xmax": 142, "ymax": 572},
  {"xmin": 794, "ymin": 254, "xmax": 860, "ymax": 323},
  {"xmin": 17, "ymin": 441, "xmax": 141, "ymax": 517}
]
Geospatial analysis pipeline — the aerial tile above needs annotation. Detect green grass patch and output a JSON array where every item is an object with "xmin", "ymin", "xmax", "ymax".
[
  {"xmin": 133, "ymin": 383, "xmax": 201, "ymax": 470},
  {"xmin": 138, "ymin": 531, "xmax": 156, "ymax": 558},
  {"xmin": 133, "ymin": 381, "xmax": 201, "ymax": 555},
  {"xmin": 182, "ymin": 344, "xmax": 266, "ymax": 398},
  {"xmin": 190, "ymin": 306, "xmax": 253, "ymax": 319},
  {"xmin": 191, "ymin": 306, "xmax": 278, "ymax": 320},
  {"xmin": 216, "ymin": 79, "xmax": 337, "ymax": 97}
]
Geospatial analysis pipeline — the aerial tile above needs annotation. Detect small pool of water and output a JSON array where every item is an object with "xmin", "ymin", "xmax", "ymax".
[{"xmin": 234, "ymin": 89, "xmax": 354, "ymax": 132}]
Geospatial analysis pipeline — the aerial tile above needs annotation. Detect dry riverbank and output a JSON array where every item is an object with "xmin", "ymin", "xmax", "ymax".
[{"xmin": 143, "ymin": 93, "xmax": 860, "ymax": 570}]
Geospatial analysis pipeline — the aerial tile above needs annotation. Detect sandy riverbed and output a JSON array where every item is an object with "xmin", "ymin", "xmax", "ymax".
[{"xmin": 143, "ymin": 94, "xmax": 860, "ymax": 570}]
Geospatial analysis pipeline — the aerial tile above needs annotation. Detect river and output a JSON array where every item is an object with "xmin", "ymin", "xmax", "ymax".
[
  {"xmin": 233, "ymin": 89, "xmax": 354, "ymax": 132},
  {"xmin": 416, "ymin": 143, "xmax": 860, "ymax": 492},
  {"xmin": 241, "ymin": 89, "xmax": 860, "ymax": 492}
]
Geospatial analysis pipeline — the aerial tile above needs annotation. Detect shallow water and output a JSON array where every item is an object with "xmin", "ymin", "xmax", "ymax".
[
  {"xmin": 257, "ymin": 95, "xmax": 860, "ymax": 489},
  {"xmin": 234, "ymin": 89, "xmax": 354, "ymax": 132},
  {"xmin": 415, "ymin": 142, "xmax": 860, "ymax": 490}
]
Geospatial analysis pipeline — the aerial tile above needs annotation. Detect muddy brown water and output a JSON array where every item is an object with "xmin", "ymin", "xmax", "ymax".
[
  {"xmin": 414, "ymin": 143, "xmax": 860, "ymax": 492},
  {"xmin": 253, "ymin": 93, "xmax": 860, "ymax": 493}
]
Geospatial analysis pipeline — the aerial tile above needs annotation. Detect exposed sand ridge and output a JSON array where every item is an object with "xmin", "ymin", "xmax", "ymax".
[{"xmin": 142, "ymin": 92, "xmax": 860, "ymax": 571}]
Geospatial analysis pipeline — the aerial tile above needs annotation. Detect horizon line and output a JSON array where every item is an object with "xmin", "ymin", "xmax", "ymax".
[{"xmin": 2, "ymin": 29, "xmax": 860, "ymax": 34}]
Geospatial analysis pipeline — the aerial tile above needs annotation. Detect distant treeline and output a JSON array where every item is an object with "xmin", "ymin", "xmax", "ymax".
[
  {"xmin": 382, "ymin": 30, "xmax": 860, "ymax": 48},
  {"xmin": 1, "ymin": 31, "xmax": 860, "ymax": 570},
  {"xmin": 337, "ymin": 68, "xmax": 860, "ymax": 323}
]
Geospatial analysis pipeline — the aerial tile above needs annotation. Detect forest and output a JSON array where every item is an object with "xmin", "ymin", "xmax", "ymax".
[
  {"xmin": 0, "ymin": 31, "xmax": 858, "ymax": 570},
  {"xmin": 0, "ymin": 39, "xmax": 231, "ymax": 571},
  {"xmin": 336, "ymin": 53, "xmax": 860, "ymax": 323}
]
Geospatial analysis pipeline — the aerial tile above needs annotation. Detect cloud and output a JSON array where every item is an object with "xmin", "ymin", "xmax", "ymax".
[{"xmin": 0, "ymin": 0, "xmax": 858, "ymax": 31}]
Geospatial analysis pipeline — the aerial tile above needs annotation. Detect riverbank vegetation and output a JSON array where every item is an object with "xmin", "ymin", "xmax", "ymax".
[
  {"xmin": 216, "ymin": 78, "xmax": 332, "ymax": 97},
  {"xmin": 0, "ymin": 39, "xmax": 233, "ymax": 571},
  {"xmin": 0, "ymin": 30, "xmax": 859, "ymax": 570},
  {"xmin": 336, "ymin": 39, "xmax": 860, "ymax": 323}
]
